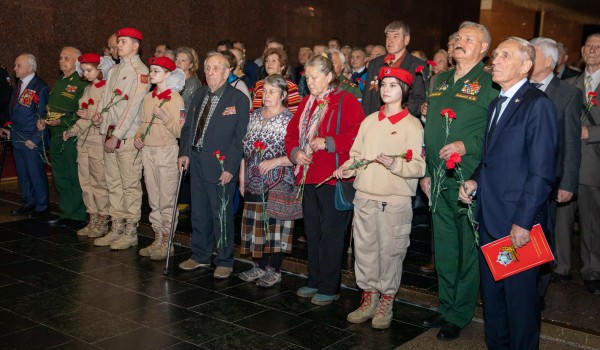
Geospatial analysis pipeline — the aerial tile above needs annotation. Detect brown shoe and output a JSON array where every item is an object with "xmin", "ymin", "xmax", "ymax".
[
  {"xmin": 420, "ymin": 263, "xmax": 435, "ymax": 274},
  {"xmin": 213, "ymin": 266, "xmax": 233, "ymax": 279},
  {"xmin": 178, "ymin": 259, "xmax": 210, "ymax": 271}
]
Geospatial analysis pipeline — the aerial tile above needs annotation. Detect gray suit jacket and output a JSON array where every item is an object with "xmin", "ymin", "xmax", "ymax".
[
  {"xmin": 544, "ymin": 76, "xmax": 583, "ymax": 193},
  {"xmin": 567, "ymin": 74, "xmax": 600, "ymax": 187}
]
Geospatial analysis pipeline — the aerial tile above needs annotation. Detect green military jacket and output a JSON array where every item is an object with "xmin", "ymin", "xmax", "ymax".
[
  {"xmin": 338, "ymin": 74, "xmax": 362, "ymax": 99},
  {"xmin": 424, "ymin": 62, "xmax": 499, "ymax": 181},
  {"xmin": 47, "ymin": 72, "xmax": 88, "ymax": 134}
]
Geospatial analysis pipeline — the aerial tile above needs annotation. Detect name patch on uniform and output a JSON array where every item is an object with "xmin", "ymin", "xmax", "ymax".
[
  {"xmin": 223, "ymin": 106, "xmax": 237, "ymax": 115},
  {"xmin": 140, "ymin": 74, "xmax": 149, "ymax": 84},
  {"xmin": 61, "ymin": 92, "xmax": 75, "ymax": 99},
  {"xmin": 455, "ymin": 92, "xmax": 478, "ymax": 101},
  {"xmin": 66, "ymin": 85, "xmax": 78, "ymax": 93},
  {"xmin": 19, "ymin": 89, "xmax": 36, "ymax": 107},
  {"xmin": 429, "ymin": 92, "xmax": 443, "ymax": 97}
]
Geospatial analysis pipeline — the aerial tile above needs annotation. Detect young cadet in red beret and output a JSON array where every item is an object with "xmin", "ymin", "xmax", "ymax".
[
  {"xmin": 134, "ymin": 57, "xmax": 185, "ymax": 260},
  {"xmin": 92, "ymin": 27, "xmax": 150, "ymax": 250},
  {"xmin": 334, "ymin": 67, "xmax": 425, "ymax": 329},
  {"xmin": 64, "ymin": 53, "xmax": 111, "ymax": 238}
]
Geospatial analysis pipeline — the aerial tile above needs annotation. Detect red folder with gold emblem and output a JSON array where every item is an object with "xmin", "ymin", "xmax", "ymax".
[{"xmin": 481, "ymin": 224, "xmax": 554, "ymax": 281}]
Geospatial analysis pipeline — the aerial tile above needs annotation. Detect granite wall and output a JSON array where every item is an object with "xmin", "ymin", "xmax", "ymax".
[{"xmin": 0, "ymin": 0, "xmax": 480, "ymax": 85}]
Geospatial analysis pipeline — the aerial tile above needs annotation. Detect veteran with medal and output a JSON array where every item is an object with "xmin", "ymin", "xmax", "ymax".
[
  {"xmin": 419, "ymin": 22, "xmax": 499, "ymax": 340},
  {"xmin": 39, "ymin": 47, "xmax": 88, "ymax": 227}
]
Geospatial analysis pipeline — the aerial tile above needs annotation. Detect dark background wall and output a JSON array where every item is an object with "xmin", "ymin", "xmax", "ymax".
[{"xmin": 0, "ymin": 0, "xmax": 481, "ymax": 85}]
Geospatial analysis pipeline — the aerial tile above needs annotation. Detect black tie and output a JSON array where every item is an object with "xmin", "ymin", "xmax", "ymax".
[
  {"xmin": 531, "ymin": 82, "xmax": 542, "ymax": 89},
  {"xmin": 193, "ymin": 91, "xmax": 214, "ymax": 146},
  {"xmin": 488, "ymin": 96, "xmax": 508, "ymax": 138},
  {"xmin": 10, "ymin": 80, "xmax": 22, "ymax": 111}
]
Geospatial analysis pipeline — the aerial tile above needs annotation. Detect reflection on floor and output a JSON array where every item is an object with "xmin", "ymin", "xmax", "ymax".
[{"xmin": 0, "ymin": 200, "xmax": 437, "ymax": 349}]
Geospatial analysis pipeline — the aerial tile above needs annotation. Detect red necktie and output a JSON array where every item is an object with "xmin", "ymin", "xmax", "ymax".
[{"xmin": 10, "ymin": 80, "xmax": 22, "ymax": 111}]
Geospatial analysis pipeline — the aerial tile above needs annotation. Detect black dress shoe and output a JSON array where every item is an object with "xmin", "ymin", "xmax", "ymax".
[
  {"xmin": 40, "ymin": 213, "xmax": 60, "ymax": 224},
  {"xmin": 437, "ymin": 322, "xmax": 462, "ymax": 341},
  {"xmin": 11, "ymin": 206, "xmax": 34, "ymax": 216},
  {"xmin": 550, "ymin": 272, "xmax": 573, "ymax": 282},
  {"xmin": 421, "ymin": 313, "xmax": 445, "ymax": 328},
  {"xmin": 585, "ymin": 280, "xmax": 600, "ymax": 295}
]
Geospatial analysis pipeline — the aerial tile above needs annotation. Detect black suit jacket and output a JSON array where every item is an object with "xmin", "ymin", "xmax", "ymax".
[
  {"xmin": 179, "ymin": 83, "xmax": 250, "ymax": 183},
  {"xmin": 543, "ymin": 76, "xmax": 583, "ymax": 193},
  {"xmin": 361, "ymin": 53, "xmax": 427, "ymax": 116}
]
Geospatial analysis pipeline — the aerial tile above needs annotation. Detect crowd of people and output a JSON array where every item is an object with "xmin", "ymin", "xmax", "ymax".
[{"xmin": 0, "ymin": 18, "xmax": 599, "ymax": 349}]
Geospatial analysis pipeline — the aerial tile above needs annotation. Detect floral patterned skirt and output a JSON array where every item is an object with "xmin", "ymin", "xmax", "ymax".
[{"xmin": 240, "ymin": 201, "xmax": 294, "ymax": 258}]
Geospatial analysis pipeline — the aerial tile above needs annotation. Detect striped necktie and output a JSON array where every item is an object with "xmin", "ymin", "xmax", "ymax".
[{"xmin": 585, "ymin": 75, "xmax": 593, "ymax": 94}]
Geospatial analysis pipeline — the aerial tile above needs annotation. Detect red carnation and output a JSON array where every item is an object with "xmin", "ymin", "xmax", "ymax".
[
  {"xmin": 415, "ymin": 65, "xmax": 424, "ymax": 74},
  {"xmin": 253, "ymin": 141, "xmax": 263, "ymax": 149},
  {"xmin": 300, "ymin": 70, "xmax": 305, "ymax": 76},
  {"xmin": 449, "ymin": 152, "xmax": 461, "ymax": 164},
  {"xmin": 445, "ymin": 159, "xmax": 456, "ymax": 169},
  {"xmin": 124, "ymin": 94, "xmax": 129, "ymax": 100},
  {"xmin": 384, "ymin": 54, "xmax": 395, "ymax": 65},
  {"xmin": 32, "ymin": 94, "xmax": 39, "ymax": 104},
  {"xmin": 593, "ymin": 100, "xmax": 599, "ymax": 107},
  {"xmin": 88, "ymin": 98, "xmax": 94, "ymax": 106},
  {"xmin": 441, "ymin": 108, "xmax": 457, "ymax": 119},
  {"xmin": 404, "ymin": 149, "xmax": 413, "ymax": 162},
  {"xmin": 213, "ymin": 150, "xmax": 220, "ymax": 157},
  {"xmin": 219, "ymin": 155, "xmax": 225, "ymax": 161},
  {"xmin": 588, "ymin": 91, "xmax": 597, "ymax": 98},
  {"xmin": 260, "ymin": 144, "xmax": 266, "ymax": 150},
  {"xmin": 114, "ymin": 89, "xmax": 122, "ymax": 95},
  {"xmin": 81, "ymin": 102, "xmax": 88, "ymax": 109},
  {"xmin": 3, "ymin": 121, "xmax": 13, "ymax": 128}
]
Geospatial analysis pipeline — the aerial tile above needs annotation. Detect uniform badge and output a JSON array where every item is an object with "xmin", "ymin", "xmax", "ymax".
[
  {"xmin": 369, "ymin": 75, "xmax": 379, "ymax": 92},
  {"xmin": 141, "ymin": 74, "xmax": 149, "ymax": 84},
  {"xmin": 460, "ymin": 78, "xmax": 481, "ymax": 96},
  {"xmin": 19, "ymin": 89, "xmax": 36, "ymax": 107},
  {"xmin": 436, "ymin": 79, "xmax": 449, "ymax": 92},
  {"xmin": 179, "ymin": 108, "xmax": 186, "ymax": 126},
  {"xmin": 66, "ymin": 85, "xmax": 78, "ymax": 93},
  {"xmin": 223, "ymin": 106, "xmax": 237, "ymax": 115}
]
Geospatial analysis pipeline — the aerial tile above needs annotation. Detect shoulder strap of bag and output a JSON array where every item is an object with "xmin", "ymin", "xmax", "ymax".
[{"xmin": 335, "ymin": 91, "xmax": 346, "ymax": 169}]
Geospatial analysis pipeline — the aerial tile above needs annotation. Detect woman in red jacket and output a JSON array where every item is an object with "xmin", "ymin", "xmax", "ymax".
[{"xmin": 284, "ymin": 53, "xmax": 365, "ymax": 305}]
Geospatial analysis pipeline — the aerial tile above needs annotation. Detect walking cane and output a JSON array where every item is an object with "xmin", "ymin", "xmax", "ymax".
[{"xmin": 164, "ymin": 165, "xmax": 185, "ymax": 275}]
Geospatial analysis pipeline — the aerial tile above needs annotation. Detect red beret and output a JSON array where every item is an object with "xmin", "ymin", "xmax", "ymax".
[
  {"xmin": 78, "ymin": 53, "xmax": 101, "ymax": 64},
  {"xmin": 148, "ymin": 56, "xmax": 176, "ymax": 71},
  {"xmin": 116, "ymin": 27, "xmax": 143, "ymax": 41},
  {"xmin": 379, "ymin": 67, "xmax": 413, "ymax": 87}
]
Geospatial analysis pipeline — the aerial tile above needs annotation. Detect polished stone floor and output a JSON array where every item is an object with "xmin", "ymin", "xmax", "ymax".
[{"xmin": 0, "ymin": 198, "xmax": 437, "ymax": 349}]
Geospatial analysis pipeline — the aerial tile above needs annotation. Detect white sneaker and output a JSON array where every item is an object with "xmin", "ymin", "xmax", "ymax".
[
  {"xmin": 238, "ymin": 267, "xmax": 267, "ymax": 282},
  {"xmin": 256, "ymin": 269, "xmax": 282, "ymax": 288}
]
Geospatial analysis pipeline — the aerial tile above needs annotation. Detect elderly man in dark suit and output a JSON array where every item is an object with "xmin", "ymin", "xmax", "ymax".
[
  {"xmin": 0, "ymin": 54, "xmax": 50, "ymax": 218},
  {"xmin": 564, "ymin": 33, "xmax": 600, "ymax": 295},
  {"xmin": 177, "ymin": 52, "xmax": 249, "ymax": 279},
  {"xmin": 556, "ymin": 42, "xmax": 580, "ymax": 80},
  {"xmin": 460, "ymin": 37, "xmax": 558, "ymax": 349},
  {"xmin": 528, "ymin": 38, "xmax": 583, "ymax": 305},
  {"xmin": 361, "ymin": 20, "xmax": 427, "ymax": 116}
]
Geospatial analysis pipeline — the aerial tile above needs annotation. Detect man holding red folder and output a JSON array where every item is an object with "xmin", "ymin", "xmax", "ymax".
[{"xmin": 459, "ymin": 37, "xmax": 557, "ymax": 349}]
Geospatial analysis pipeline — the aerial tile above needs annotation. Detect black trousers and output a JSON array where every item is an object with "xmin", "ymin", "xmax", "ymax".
[{"xmin": 302, "ymin": 184, "xmax": 351, "ymax": 295}]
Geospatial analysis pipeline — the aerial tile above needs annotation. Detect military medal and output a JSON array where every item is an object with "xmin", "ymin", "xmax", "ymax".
[{"xmin": 369, "ymin": 75, "xmax": 379, "ymax": 92}]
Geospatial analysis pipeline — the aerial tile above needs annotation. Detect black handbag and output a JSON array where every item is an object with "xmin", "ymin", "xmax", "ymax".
[{"xmin": 332, "ymin": 91, "xmax": 355, "ymax": 211}]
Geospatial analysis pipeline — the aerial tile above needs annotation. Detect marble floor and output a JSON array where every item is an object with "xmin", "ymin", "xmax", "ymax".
[{"xmin": 0, "ymin": 195, "xmax": 438, "ymax": 349}]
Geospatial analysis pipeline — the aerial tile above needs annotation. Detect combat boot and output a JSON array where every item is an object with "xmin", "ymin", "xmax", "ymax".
[
  {"xmin": 139, "ymin": 228, "xmax": 162, "ymax": 257},
  {"xmin": 371, "ymin": 294, "xmax": 394, "ymax": 329},
  {"xmin": 76, "ymin": 214, "xmax": 96, "ymax": 237},
  {"xmin": 149, "ymin": 229, "xmax": 174, "ymax": 261},
  {"xmin": 88, "ymin": 214, "xmax": 110, "ymax": 238},
  {"xmin": 94, "ymin": 218, "xmax": 125, "ymax": 246},
  {"xmin": 110, "ymin": 220, "xmax": 138, "ymax": 250},
  {"xmin": 347, "ymin": 290, "xmax": 380, "ymax": 324}
]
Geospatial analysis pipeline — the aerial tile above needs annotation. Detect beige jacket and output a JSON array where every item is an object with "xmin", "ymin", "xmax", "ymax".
[
  {"xmin": 342, "ymin": 111, "xmax": 425, "ymax": 203},
  {"xmin": 99, "ymin": 56, "xmax": 150, "ymax": 140},
  {"xmin": 72, "ymin": 81, "xmax": 106, "ymax": 144},
  {"xmin": 135, "ymin": 90, "xmax": 184, "ymax": 146}
]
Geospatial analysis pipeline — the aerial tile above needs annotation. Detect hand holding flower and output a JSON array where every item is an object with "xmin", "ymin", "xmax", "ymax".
[
  {"xmin": 134, "ymin": 136, "xmax": 144, "ymax": 150},
  {"xmin": 439, "ymin": 141, "xmax": 466, "ymax": 160},
  {"xmin": 91, "ymin": 112, "xmax": 102, "ymax": 126},
  {"xmin": 375, "ymin": 153, "xmax": 395, "ymax": 168},
  {"xmin": 334, "ymin": 166, "xmax": 350, "ymax": 179},
  {"xmin": 24, "ymin": 140, "xmax": 35, "ymax": 149},
  {"xmin": 258, "ymin": 158, "xmax": 279, "ymax": 175},
  {"xmin": 153, "ymin": 105, "xmax": 168, "ymax": 122},
  {"xmin": 293, "ymin": 150, "xmax": 312, "ymax": 166},
  {"xmin": 36, "ymin": 119, "xmax": 46, "ymax": 131}
]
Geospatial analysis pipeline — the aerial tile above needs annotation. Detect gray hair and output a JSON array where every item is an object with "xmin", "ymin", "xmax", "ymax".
[
  {"xmin": 62, "ymin": 46, "xmax": 81, "ymax": 57},
  {"xmin": 22, "ymin": 53, "xmax": 37, "ymax": 72},
  {"xmin": 449, "ymin": 32, "xmax": 458, "ymax": 41},
  {"xmin": 304, "ymin": 52, "xmax": 339, "ymax": 89},
  {"xmin": 204, "ymin": 52, "xmax": 230, "ymax": 70},
  {"xmin": 385, "ymin": 20, "xmax": 410, "ymax": 36},
  {"xmin": 264, "ymin": 74, "xmax": 289, "ymax": 106},
  {"xmin": 459, "ymin": 21, "xmax": 491, "ymax": 54},
  {"xmin": 506, "ymin": 36, "xmax": 536, "ymax": 64},
  {"xmin": 529, "ymin": 37, "xmax": 559, "ymax": 69},
  {"xmin": 327, "ymin": 48, "xmax": 345, "ymax": 64}
]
